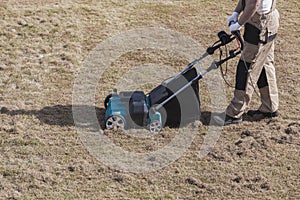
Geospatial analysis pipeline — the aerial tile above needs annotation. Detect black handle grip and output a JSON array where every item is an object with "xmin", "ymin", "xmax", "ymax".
[
  {"xmin": 231, "ymin": 30, "xmax": 244, "ymax": 50},
  {"xmin": 206, "ymin": 31, "xmax": 236, "ymax": 55}
]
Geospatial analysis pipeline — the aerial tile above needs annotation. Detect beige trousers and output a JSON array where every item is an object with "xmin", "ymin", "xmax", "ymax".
[{"xmin": 226, "ymin": 10, "xmax": 280, "ymax": 118}]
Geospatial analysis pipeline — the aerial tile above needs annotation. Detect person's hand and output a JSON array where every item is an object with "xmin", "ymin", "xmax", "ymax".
[
  {"xmin": 229, "ymin": 22, "xmax": 242, "ymax": 32},
  {"xmin": 227, "ymin": 12, "xmax": 239, "ymax": 26}
]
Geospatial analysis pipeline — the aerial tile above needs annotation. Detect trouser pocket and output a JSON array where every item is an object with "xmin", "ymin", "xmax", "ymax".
[
  {"xmin": 266, "ymin": 9, "xmax": 280, "ymax": 43},
  {"xmin": 245, "ymin": 10, "xmax": 279, "ymax": 45}
]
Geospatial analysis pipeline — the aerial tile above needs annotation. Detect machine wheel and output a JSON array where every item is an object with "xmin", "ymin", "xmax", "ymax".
[
  {"xmin": 106, "ymin": 115, "xmax": 126, "ymax": 130},
  {"xmin": 149, "ymin": 120, "xmax": 162, "ymax": 133},
  {"xmin": 104, "ymin": 94, "xmax": 113, "ymax": 109}
]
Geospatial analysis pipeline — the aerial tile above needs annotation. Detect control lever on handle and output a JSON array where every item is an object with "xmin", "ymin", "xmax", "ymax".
[
  {"xmin": 228, "ymin": 20, "xmax": 244, "ymax": 50},
  {"xmin": 231, "ymin": 30, "xmax": 244, "ymax": 51}
]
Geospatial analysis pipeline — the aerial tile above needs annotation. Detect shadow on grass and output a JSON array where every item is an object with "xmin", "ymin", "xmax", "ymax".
[
  {"xmin": 1, "ymin": 105, "xmax": 240, "ymax": 129},
  {"xmin": 1, "ymin": 105, "xmax": 106, "ymax": 130},
  {"xmin": 200, "ymin": 111, "xmax": 251, "ymax": 126}
]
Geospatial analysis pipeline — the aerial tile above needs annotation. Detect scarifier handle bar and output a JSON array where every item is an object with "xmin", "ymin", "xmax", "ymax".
[
  {"xmin": 197, "ymin": 30, "xmax": 244, "ymax": 77},
  {"xmin": 207, "ymin": 30, "xmax": 244, "ymax": 55},
  {"xmin": 163, "ymin": 52, "xmax": 209, "ymax": 85},
  {"xmin": 155, "ymin": 31, "xmax": 245, "ymax": 110},
  {"xmin": 164, "ymin": 30, "xmax": 244, "ymax": 85},
  {"xmin": 207, "ymin": 31, "xmax": 234, "ymax": 55},
  {"xmin": 215, "ymin": 30, "xmax": 244, "ymax": 66},
  {"xmin": 186, "ymin": 30, "xmax": 244, "ymax": 71}
]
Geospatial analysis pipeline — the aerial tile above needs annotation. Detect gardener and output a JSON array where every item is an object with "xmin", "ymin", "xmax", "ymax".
[{"xmin": 216, "ymin": 0, "xmax": 280, "ymax": 125}]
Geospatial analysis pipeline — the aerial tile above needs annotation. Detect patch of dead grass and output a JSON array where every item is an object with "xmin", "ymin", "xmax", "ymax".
[{"xmin": 0, "ymin": 0, "xmax": 299, "ymax": 199}]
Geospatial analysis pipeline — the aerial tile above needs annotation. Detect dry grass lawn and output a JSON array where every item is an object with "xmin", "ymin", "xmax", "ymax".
[{"xmin": 0, "ymin": 0, "xmax": 299, "ymax": 199}]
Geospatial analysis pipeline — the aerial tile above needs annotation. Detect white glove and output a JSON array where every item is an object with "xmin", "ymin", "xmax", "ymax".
[
  {"xmin": 229, "ymin": 22, "xmax": 242, "ymax": 32},
  {"xmin": 227, "ymin": 12, "xmax": 239, "ymax": 26}
]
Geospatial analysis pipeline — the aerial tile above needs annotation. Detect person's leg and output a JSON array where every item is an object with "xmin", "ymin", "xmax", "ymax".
[
  {"xmin": 225, "ymin": 40, "xmax": 260, "ymax": 119},
  {"xmin": 248, "ymin": 9, "xmax": 280, "ymax": 120},
  {"xmin": 247, "ymin": 42, "xmax": 279, "ymax": 120},
  {"xmin": 226, "ymin": 41, "xmax": 274, "ymax": 119},
  {"xmin": 225, "ymin": 59, "xmax": 253, "ymax": 119},
  {"xmin": 257, "ymin": 42, "xmax": 279, "ymax": 113}
]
